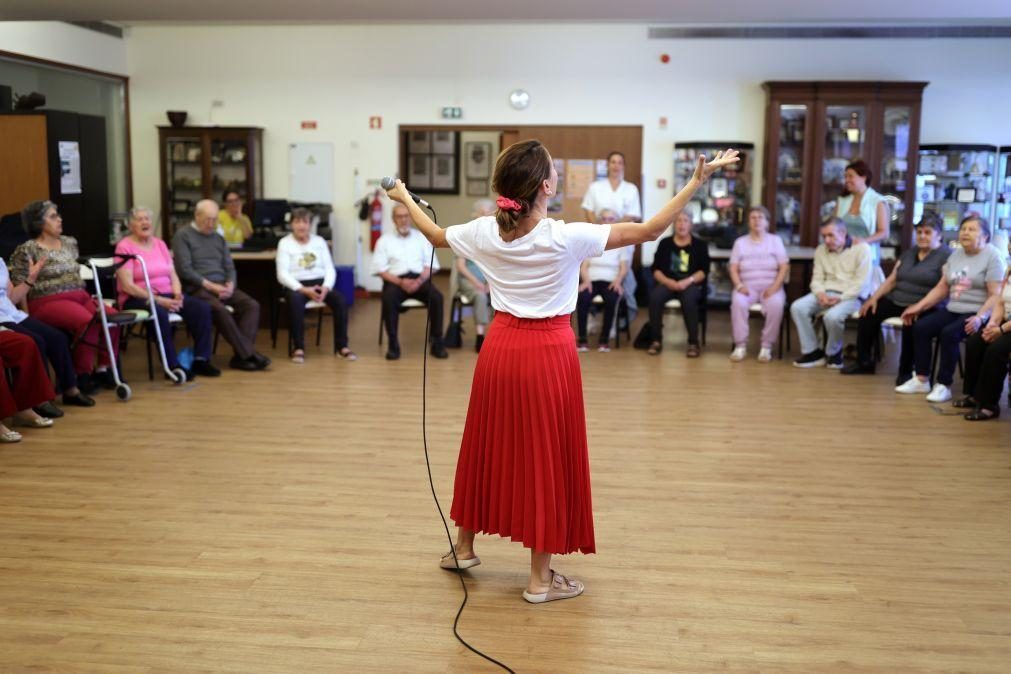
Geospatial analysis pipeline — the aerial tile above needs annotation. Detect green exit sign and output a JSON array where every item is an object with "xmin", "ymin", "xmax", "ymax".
[{"xmin": 441, "ymin": 107, "xmax": 463, "ymax": 119}]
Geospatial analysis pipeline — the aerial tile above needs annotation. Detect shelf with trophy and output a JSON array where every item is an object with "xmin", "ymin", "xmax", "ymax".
[
  {"xmin": 913, "ymin": 144, "xmax": 997, "ymax": 242},
  {"xmin": 157, "ymin": 124, "xmax": 263, "ymax": 240},
  {"xmin": 993, "ymin": 146, "xmax": 1011, "ymax": 235},
  {"xmin": 762, "ymin": 81, "xmax": 926, "ymax": 249},
  {"xmin": 674, "ymin": 141, "xmax": 754, "ymax": 244}
]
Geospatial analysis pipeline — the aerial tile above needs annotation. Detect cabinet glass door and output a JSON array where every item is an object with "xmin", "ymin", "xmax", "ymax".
[
  {"xmin": 820, "ymin": 104, "xmax": 866, "ymax": 222},
  {"xmin": 209, "ymin": 137, "xmax": 251, "ymax": 203},
  {"xmin": 880, "ymin": 105, "xmax": 912, "ymax": 245},
  {"xmin": 164, "ymin": 136, "xmax": 203, "ymax": 238},
  {"xmin": 775, "ymin": 104, "xmax": 807, "ymax": 242}
]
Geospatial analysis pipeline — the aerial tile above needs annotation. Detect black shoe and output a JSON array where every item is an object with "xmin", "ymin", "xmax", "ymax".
[
  {"xmin": 475, "ymin": 334, "xmax": 485, "ymax": 353},
  {"xmin": 430, "ymin": 343, "xmax": 449, "ymax": 359},
  {"xmin": 825, "ymin": 351, "xmax": 844, "ymax": 369},
  {"xmin": 94, "ymin": 369, "xmax": 120, "ymax": 390},
  {"xmin": 229, "ymin": 355, "xmax": 258, "ymax": 371},
  {"xmin": 841, "ymin": 361, "xmax": 875, "ymax": 375},
  {"xmin": 251, "ymin": 352, "xmax": 272, "ymax": 369},
  {"xmin": 792, "ymin": 350, "xmax": 826, "ymax": 368},
  {"xmin": 34, "ymin": 401, "xmax": 65, "ymax": 418},
  {"xmin": 191, "ymin": 359, "xmax": 221, "ymax": 377},
  {"xmin": 385, "ymin": 348, "xmax": 401, "ymax": 361},
  {"xmin": 62, "ymin": 391, "xmax": 96, "ymax": 407},
  {"xmin": 77, "ymin": 373, "xmax": 99, "ymax": 395}
]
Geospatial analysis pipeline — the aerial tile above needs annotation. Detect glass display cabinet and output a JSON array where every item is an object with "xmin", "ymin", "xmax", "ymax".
[
  {"xmin": 913, "ymin": 144, "xmax": 997, "ymax": 241},
  {"xmin": 674, "ymin": 141, "xmax": 754, "ymax": 234},
  {"xmin": 158, "ymin": 126, "xmax": 263, "ymax": 240},
  {"xmin": 763, "ymin": 81, "xmax": 926, "ymax": 249}
]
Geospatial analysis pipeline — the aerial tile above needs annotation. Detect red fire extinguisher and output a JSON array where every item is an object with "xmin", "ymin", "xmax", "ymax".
[{"xmin": 369, "ymin": 190, "xmax": 383, "ymax": 251}]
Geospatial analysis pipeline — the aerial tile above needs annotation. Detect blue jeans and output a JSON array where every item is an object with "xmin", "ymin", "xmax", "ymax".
[{"xmin": 790, "ymin": 292, "xmax": 861, "ymax": 356}]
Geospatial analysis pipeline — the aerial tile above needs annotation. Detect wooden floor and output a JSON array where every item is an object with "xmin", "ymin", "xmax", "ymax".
[{"xmin": 1, "ymin": 292, "xmax": 1009, "ymax": 673}]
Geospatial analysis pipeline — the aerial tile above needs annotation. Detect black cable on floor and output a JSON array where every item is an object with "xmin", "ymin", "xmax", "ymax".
[{"xmin": 418, "ymin": 205, "xmax": 514, "ymax": 673}]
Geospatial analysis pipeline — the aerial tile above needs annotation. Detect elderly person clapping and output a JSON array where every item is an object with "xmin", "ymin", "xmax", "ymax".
[{"xmin": 115, "ymin": 207, "xmax": 218, "ymax": 379}]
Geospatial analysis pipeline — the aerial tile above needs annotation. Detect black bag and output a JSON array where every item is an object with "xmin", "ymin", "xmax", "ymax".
[
  {"xmin": 444, "ymin": 320, "xmax": 464, "ymax": 349},
  {"xmin": 633, "ymin": 322, "xmax": 652, "ymax": 349}
]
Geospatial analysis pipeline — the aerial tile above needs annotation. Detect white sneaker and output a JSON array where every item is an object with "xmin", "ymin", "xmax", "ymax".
[
  {"xmin": 757, "ymin": 347, "xmax": 773, "ymax": 362},
  {"xmin": 729, "ymin": 346, "xmax": 746, "ymax": 362},
  {"xmin": 926, "ymin": 383, "xmax": 952, "ymax": 403},
  {"xmin": 895, "ymin": 377, "xmax": 931, "ymax": 394}
]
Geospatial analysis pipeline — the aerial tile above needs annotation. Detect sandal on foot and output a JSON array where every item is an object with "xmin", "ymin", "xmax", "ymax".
[
  {"xmin": 523, "ymin": 570, "xmax": 584, "ymax": 604},
  {"xmin": 439, "ymin": 548, "xmax": 481, "ymax": 570},
  {"xmin": 0, "ymin": 428, "xmax": 22, "ymax": 443},
  {"xmin": 952, "ymin": 395, "xmax": 978, "ymax": 409},
  {"xmin": 290, "ymin": 350, "xmax": 305, "ymax": 364},
  {"xmin": 647, "ymin": 341, "xmax": 662, "ymax": 356},
  {"xmin": 964, "ymin": 407, "xmax": 999, "ymax": 421},
  {"xmin": 337, "ymin": 348, "xmax": 358, "ymax": 361},
  {"xmin": 15, "ymin": 415, "xmax": 54, "ymax": 429}
]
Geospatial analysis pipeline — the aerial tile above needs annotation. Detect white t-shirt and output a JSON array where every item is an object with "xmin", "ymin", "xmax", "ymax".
[
  {"xmin": 275, "ymin": 234, "xmax": 336, "ymax": 291},
  {"xmin": 586, "ymin": 246, "xmax": 632, "ymax": 283},
  {"xmin": 445, "ymin": 216, "xmax": 611, "ymax": 318},
  {"xmin": 369, "ymin": 228, "xmax": 441, "ymax": 277},
  {"xmin": 580, "ymin": 179, "xmax": 642, "ymax": 220}
]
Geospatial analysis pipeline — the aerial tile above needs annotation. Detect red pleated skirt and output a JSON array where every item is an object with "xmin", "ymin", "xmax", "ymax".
[{"xmin": 450, "ymin": 312, "xmax": 595, "ymax": 555}]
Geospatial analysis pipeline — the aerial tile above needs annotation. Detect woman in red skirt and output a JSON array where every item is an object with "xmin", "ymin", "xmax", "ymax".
[
  {"xmin": 386, "ymin": 141, "xmax": 737, "ymax": 603},
  {"xmin": 0, "ymin": 329, "xmax": 57, "ymax": 442}
]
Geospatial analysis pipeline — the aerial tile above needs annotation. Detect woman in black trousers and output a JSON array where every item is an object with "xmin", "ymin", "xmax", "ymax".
[{"xmin": 960, "ymin": 266, "xmax": 1011, "ymax": 420}]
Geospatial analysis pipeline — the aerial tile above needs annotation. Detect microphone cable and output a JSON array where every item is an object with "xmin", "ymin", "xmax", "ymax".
[{"xmin": 417, "ymin": 205, "xmax": 515, "ymax": 673}]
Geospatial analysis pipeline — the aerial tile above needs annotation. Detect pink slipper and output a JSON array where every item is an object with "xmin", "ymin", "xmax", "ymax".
[
  {"xmin": 439, "ymin": 548, "xmax": 481, "ymax": 570},
  {"xmin": 522, "ymin": 570, "xmax": 584, "ymax": 604}
]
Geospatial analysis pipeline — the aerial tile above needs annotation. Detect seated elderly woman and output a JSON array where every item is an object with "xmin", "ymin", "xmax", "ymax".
[
  {"xmin": 897, "ymin": 215, "xmax": 1006, "ymax": 403},
  {"xmin": 575, "ymin": 208, "xmax": 630, "ymax": 353},
  {"xmin": 275, "ymin": 207, "xmax": 355, "ymax": 363},
  {"xmin": 9, "ymin": 200, "xmax": 120, "ymax": 393},
  {"xmin": 455, "ymin": 199, "xmax": 495, "ymax": 353},
  {"xmin": 0, "ymin": 329, "xmax": 58, "ymax": 443},
  {"xmin": 0, "ymin": 255, "xmax": 94, "ymax": 411},
  {"xmin": 115, "ymin": 206, "xmax": 219, "ymax": 380},
  {"xmin": 956, "ymin": 236, "xmax": 1011, "ymax": 421},
  {"xmin": 728, "ymin": 205, "xmax": 789, "ymax": 363},
  {"xmin": 841, "ymin": 212, "xmax": 949, "ymax": 381},
  {"xmin": 647, "ymin": 211, "xmax": 710, "ymax": 357}
]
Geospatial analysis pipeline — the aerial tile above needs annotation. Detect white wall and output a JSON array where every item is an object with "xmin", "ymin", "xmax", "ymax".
[
  {"xmin": 125, "ymin": 24, "xmax": 1011, "ymax": 287},
  {"xmin": 0, "ymin": 22, "xmax": 128, "ymax": 76}
]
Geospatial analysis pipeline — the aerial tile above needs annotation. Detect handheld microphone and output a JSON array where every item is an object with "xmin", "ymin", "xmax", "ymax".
[{"xmin": 380, "ymin": 176, "xmax": 431, "ymax": 208}]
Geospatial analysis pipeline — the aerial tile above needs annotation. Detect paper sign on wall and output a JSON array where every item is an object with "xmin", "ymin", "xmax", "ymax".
[
  {"xmin": 59, "ymin": 141, "xmax": 82, "ymax": 195},
  {"xmin": 289, "ymin": 142, "xmax": 335, "ymax": 203}
]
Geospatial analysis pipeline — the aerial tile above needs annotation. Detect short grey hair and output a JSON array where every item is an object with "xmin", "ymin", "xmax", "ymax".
[
  {"xmin": 129, "ymin": 206, "xmax": 153, "ymax": 222},
  {"xmin": 21, "ymin": 199, "xmax": 57, "ymax": 237}
]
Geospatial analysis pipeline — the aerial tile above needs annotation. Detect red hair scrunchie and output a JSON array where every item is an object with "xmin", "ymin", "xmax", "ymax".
[{"xmin": 496, "ymin": 196, "xmax": 522, "ymax": 213}]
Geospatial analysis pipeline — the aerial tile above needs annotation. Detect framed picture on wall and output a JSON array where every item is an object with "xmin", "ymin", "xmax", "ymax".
[
  {"xmin": 408, "ymin": 131, "xmax": 431, "ymax": 154},
  {"xmin": 466, "ymin": 179, "xmax": 489, "ymax": 196},
  {"xmin": 432, "ymin": 155, "xmax": 456, "ymax": 190},
  {"xmin": 408, "ymin": 155, "xmax": 432, "ymax": 189},
  {"xmin": 431, "ymin": 131, "xmax": 456, "ymax": 154},
  {"xmin": 465, "ymin": 142, "xmax": 492, "ymax": 179}
]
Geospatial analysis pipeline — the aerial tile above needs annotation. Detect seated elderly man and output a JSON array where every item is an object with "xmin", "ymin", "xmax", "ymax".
[
  {"xmin": 171, "ymin": 199, "xmax": 269, "ymax": 371},
  {"xmin": 371, "ymin": 203, "xmax": 447, "ymax": 361},
  {"xmin": 791, "ymin": 217, "xmax": 873, "ymax": 369}
]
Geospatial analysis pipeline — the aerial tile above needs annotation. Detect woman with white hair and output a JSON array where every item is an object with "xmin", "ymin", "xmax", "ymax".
[{"xmin": 114, "ymin": 206, "xmax": 219, "ymax": 379}]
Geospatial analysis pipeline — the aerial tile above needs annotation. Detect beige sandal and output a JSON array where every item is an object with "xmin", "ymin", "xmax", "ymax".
[
  {"xmin": 0, "ymin": 427, "xmax": 23, "ymax": 443},
  {"xmin": 522, "ymin": 570, "xmax": 585, "ymax": 604},
  {"xmin": 439, "ymin": 547, "xmax": 481, "ymax": 570},
  {"xmin": 290, "ymin": 350, "xmax": 305, "ymax": 364}
]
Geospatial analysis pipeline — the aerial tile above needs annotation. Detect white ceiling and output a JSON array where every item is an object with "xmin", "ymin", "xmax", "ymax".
[{"xmin": 3, "ymin": 0, "xmax": 1011, "ymax": 24}]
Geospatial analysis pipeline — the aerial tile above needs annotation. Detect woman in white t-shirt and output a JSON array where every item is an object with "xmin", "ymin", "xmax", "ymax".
[
  {"xmin": 385, "ymin": 140, "xmax": 738, "ymax": 604},
  {"xmin": 575, "ymin": 208, "xmax": 631, "ymax": 352}
]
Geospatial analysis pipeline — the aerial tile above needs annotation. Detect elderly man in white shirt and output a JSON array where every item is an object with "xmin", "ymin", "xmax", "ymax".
[
  {"xmin": 791, "ymin": 217, "xmax": 874, "ymax": 369},
  {"xmin": 581, "ymin": 151, "xmax": 643, "ymax": 224},
  {"xmin": 371, "ymin": 203, "xmax": 447, "ymax": 360}
]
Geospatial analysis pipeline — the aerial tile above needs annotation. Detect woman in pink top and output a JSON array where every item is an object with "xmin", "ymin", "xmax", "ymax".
[
  {"xmin": 728, "ymin": 206, "xmax": 789, "ymax": 362},
  {"xmin": 114, "ymin": 207, "xmax": 219, "ymax": 379}
]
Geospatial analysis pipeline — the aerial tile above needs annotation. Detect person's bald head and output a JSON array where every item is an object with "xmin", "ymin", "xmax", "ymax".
[
  {"xmin": 392, "ymin": 203, "xmax": 412, "ymax": 236},
  {"xmin": 195, "ymin": 199, "xmax": 219, "ymax": 234}
]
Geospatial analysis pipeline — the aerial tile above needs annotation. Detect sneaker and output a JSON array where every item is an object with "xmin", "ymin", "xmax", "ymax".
[
  {"xmin": 792, "ymin": 350, "xmax": 826, "ymax": 368},
  {"xmin": 729, "ymin": 346, "xmax": 747, "ymax": 362},
  {"xmin": 926, "ymin": 383, "xmax": 952, "ymax": 403},
  {"xmin": 757, "ymin": 347, "xmax": 773, "ymax": 362},
  {"xmin": 895, "ymin": 376, "xmax": 931, "ymax": 394},
  {"xmin": 825, "ymin": 351, "xmax": 844, "ymax": 369},
  {"xmin": 841, "ymin": 361, "xmax": 875, "ymax": 375},
  {"xmin": 597, "ymin": 344, "xmax": 611, "ymax": 353},
  {"xmin": 576, "ymin": 341, "xmax": 590, "ymax": 353}
]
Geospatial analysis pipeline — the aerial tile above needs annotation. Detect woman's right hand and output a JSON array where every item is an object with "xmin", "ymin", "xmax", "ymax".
[
  {"xmin": 860, "ymin": 297, "xmax": 878, "ymax": 317},
  {"xmin": 26, "ymin": 255, "xmax": 47, "ymax": 284},
  {"xmin": 692, "ymin": 149, "xmax": 741, "ymax": 184},
  {"xmin": 384, "ymin": 178, "xmax": 411, "ymax": 206},
  {"xmin": 578, "ymin": 280, "xmax": 592, "ymax": 293},
  {"xmin": 735, "ymin": 284, "xmax": 749, "ymax": 296},
  {"xmin": 900, "ymin": 305, "xmax": 919, "ymax": 326}
]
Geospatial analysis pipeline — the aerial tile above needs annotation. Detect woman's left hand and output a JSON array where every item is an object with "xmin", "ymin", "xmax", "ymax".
[
  {"xmin": 981, "ymin": 323, "xmax": 1001, "ymax": 342},
  {"xmin": 762, "ymin": 286, "xmax": 780, "ymax": 300},
  {"xmin": 384, "ymin": 178, "xmax": 412, "ymax": 205}
]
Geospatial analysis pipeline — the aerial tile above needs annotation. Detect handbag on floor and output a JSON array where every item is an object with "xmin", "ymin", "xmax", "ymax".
[{"xmin": 633, "ymin": 322, "xmax": 652, "ymax": 350}]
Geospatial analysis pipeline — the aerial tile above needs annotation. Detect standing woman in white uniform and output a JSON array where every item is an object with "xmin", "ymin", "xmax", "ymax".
[{"xmin": 385, "ymin": 140, "xmax": 738, "ymax": 604}]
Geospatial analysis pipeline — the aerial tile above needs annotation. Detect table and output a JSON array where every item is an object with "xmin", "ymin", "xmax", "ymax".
[{"xmin": 231, "ymin": 249, "xmax": 277, "ymax": 327}]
